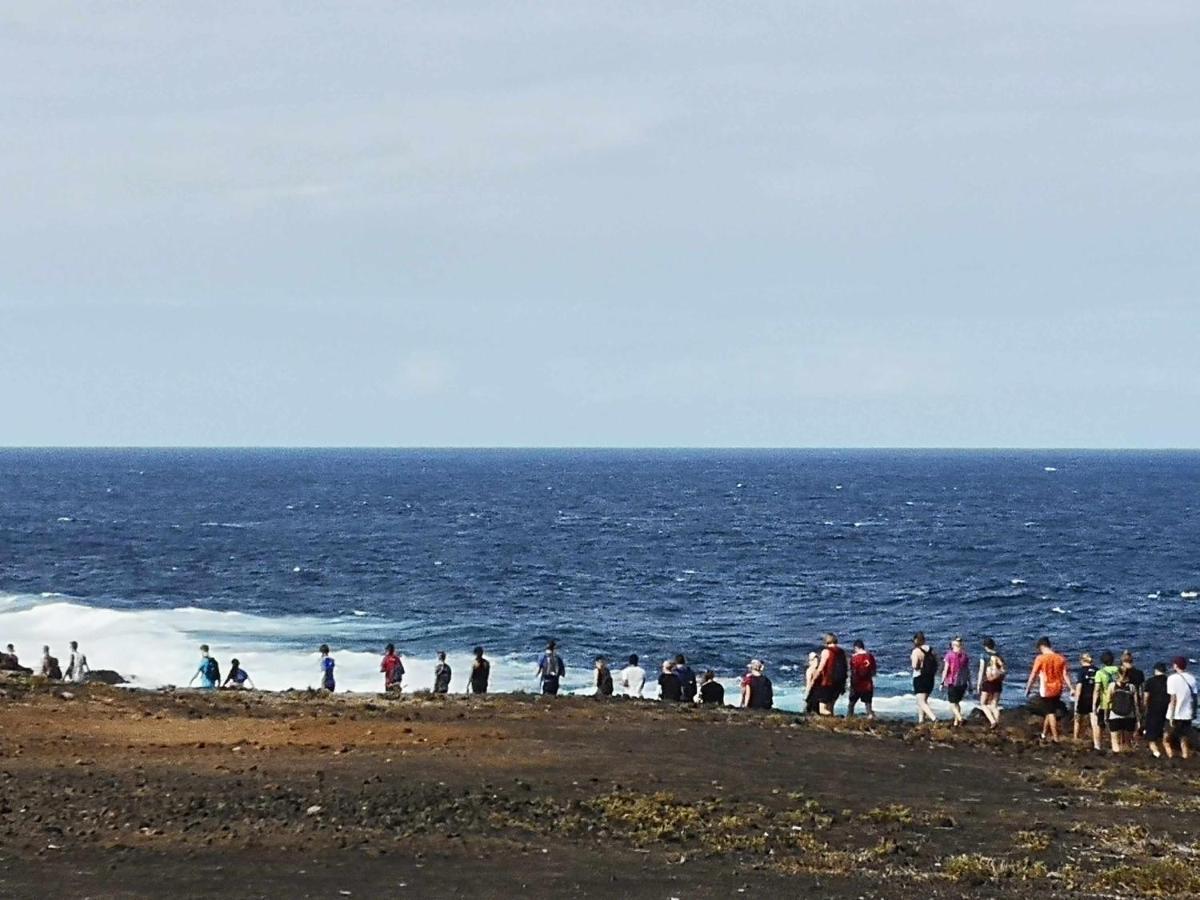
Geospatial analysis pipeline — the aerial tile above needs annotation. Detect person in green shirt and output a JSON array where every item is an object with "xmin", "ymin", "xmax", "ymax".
[{"xmin": 1093, "ymin": 650, "xmax": 1121, "ymax": 730}]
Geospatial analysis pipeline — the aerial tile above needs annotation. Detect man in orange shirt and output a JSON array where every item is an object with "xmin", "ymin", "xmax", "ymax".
[{"xmin": 1025, "ymin": 636, "xmax": 1073, "ymax": 742}]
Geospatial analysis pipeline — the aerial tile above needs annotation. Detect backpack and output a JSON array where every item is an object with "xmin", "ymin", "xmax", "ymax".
[
  {"xmin": 920, "ymin": 648, "xmax": 939, "ymax": 679},
  {"xmin": 47, "ymin": 657, "xmax": 62, "ymax": 680},
  {"xmin": 830, "ymin": 647, "xmax": 848, "ymax": 688},
  {"xmin": 205, "ymin": 656, "xmax": 221, "ymax": 684},
  {"xmin": 985, "ymin": 654, "xmax": 1006, "ymax": 682},
  {"xmin": 1110, "ymin": 683, "xmax": 1137, "ymax": 718}
]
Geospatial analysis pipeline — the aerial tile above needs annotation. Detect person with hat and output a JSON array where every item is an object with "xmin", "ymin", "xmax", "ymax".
[
  {"xmin": 740, "ymin": 659, "xmax": 773, "ymax": 710},
  {"xmin": 536, "ymin": 640, "xmax": 565, "ymax": 695},
  {"xmin": 1166, "ymin": 656, "xmax": 1197, "ymax": 760}
]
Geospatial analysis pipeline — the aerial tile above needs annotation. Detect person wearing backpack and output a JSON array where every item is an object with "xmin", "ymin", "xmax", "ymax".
[
  {"xmin": 1093, "ymin": 650, "xmax": 1121, "ymax": 730},
  {"xmin": 976, "ymin": 638, "xmax": 1006, "ymax": 729},
  {"xmin": 188, "ymin": 644, "xmax": 220, "ymax": 690},
  {"xmin": 1165, "ymin": 656, "xmax": 1197, "ymax": 760},
  {"xmin": 814, "ymin": 633, "xmax": 848, "ymax": 716},
  {"xmin": 536, "ymin": 640, "xmax": 566, "ymax": 695},
  {"xmin": 40, "ymin": 645, "xmax": 63, "ymax": 681},
  {"xmin": 941, "ymin": 637, "xmax": 971, "ymax": 727},
  {"xmin": 1072, "ymin": 652, "xmax": 1102, "ymax": 751},
  {"xmin": 1105, "ymin": 667, "xmax": 1139, "ymax": 753},
  {"xmin": 741, "ymin": 658, "xmax": 773, "ymax": 710},
  {"xmin": 911, "ymin": 632, "xmax": 938, "ymax": 724},
  {"xmin": 1024, "ymin": 636, "xmax": 1072, "ymax": 743}
]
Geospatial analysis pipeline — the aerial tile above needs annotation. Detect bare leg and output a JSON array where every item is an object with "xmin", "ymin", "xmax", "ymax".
[
  {"xmin": 916, "ymin": 692, "xmax": 937, "ymax": 723},
  {"xmin": 1090, "ymin": 714, "xmax": 1102, "ymax": 751}
]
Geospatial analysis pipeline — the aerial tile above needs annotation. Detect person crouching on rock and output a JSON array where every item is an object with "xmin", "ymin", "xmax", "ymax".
[
  {"xmin": 41, "ymin": 646, "xmax": 63, "ymax": 681},
  {"xmin": 222, "ymin": 658, "xmax": 255, "ymax": 690},
  {"xmin": 594, "ymin": 656, "xmax": 614, "ymax": 697},
  {"xmin": 433, "ymin": 651, "xmax": 452, "ymax": 693}
]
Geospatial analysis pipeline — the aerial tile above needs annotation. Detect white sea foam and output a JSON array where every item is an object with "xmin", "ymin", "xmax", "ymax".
[
  {"xmin": 1182, "ymin": 592, "xmax": 1199, "ymax": 600},
  {"xmin": 1051, "ymin": 606, "xmax": 1068, "ymax": 615},
  {"xmin": 1044, "ymin": 467, "xmax": 1058, "ymax": 472},
  {"xmin": 1010, "ymin": 579, "xmax": 1026, "ymax": 586}
]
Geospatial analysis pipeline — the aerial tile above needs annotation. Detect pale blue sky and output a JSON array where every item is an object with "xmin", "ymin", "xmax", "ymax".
[{"xmin": 2, "ymin": 2, "xmax": 1198, "ymax": 447}]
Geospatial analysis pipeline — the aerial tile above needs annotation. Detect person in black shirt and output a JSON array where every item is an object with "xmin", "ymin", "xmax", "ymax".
[
  {"xmin": 1073, "ymin": 652, "xmax": 1100, "ymax": 751},
  {"xmin": 469, "ymin": 646, "xmax": 490, "ymax": 694},
  {"xmin": 658, "ymin": 660, "xmax": 683, "ymax": 702},
  {"xmin": 674, "ymin": 654, "xmax": 698, "ymax": 703},
  {"xmin": 1122, "ymin": 650, "xmax": 1146, "ymax": 731},
  {"xmin": 1144, "ymin": 661, "xmax": 1171, "ymax": 758},
  {"xmin": 741, "ymin": 659, "xmax": 773, "ymax": 710},
  {"xmin": 699, "ymin": 670, "xmax": 725, "ymax": 705}
]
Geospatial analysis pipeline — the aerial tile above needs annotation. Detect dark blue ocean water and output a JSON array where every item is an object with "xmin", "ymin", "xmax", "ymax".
[{"xmin": 1, "ymin": 449, "xmax": 1198, "ymax": 700}]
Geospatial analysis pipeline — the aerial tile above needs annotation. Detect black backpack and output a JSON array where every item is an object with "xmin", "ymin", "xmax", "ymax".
[
  {"xmin": 830, "ymin": 647, "xmax": 848, "ymax": 688},
  {"xmin": 921, "ymin": 648, "xmax": 939, "ymax": 679},
  {"xmin": 1111, "ymin": 683, "xmax": 1137, "ymax": 718},
  {"xmin": 205, "ymin": 656, "xmax": 221, "ymax": 684}
]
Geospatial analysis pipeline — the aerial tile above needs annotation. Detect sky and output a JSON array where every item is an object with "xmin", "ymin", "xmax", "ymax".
[{"xmin": 2, "ymin": 2, "xmax": 1198, "ymax": 447}]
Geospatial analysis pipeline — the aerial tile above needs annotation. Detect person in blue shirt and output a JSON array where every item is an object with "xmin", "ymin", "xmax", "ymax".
[
  {"xmin": 319, "ymin": 644, "xmax": 336, "ymax": 692},
  {"xmin": 187, "ymin": 644, "xmax": 219, "ymax": 689},
  {"xmin": 222, "ymin": 658, "xmax": 255, "ymax": 690}
]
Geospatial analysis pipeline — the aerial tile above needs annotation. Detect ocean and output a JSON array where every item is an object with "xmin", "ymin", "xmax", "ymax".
[{"xmin": 1, "ymin": 449, "xmax": 1197, "ymax": 716}]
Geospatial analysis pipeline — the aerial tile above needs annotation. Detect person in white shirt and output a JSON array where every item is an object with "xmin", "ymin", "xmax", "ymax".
[
  {"xmin": 64, "ymin": 641, "xmax": 89, "ymax": 684},
  {"xmin": 1166, "ymin": 656, "xmax": 1197, "ymax": 760},
  {"xmin": 619, "ymin": 654, "xmax": 646, "ymax": 698}
]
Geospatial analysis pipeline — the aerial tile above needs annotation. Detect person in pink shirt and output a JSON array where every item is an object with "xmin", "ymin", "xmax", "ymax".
[{"xmin": 940, "ymin": 636, "xmax": 971, "ymax": 727}]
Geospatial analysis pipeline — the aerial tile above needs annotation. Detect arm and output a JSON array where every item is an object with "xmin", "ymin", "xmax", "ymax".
[
  {"xmin": 740, "ymin": 681, "xmax": 750, "ymax": 708},
  {"xmin": 1025, "ymin": 657, "xmax": 1040, "ymax": 696},
  {"xmin": 910, "ymin": 648, "xmax": 921, "ymax": 675}
]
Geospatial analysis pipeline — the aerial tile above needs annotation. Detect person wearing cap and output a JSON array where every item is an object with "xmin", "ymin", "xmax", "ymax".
[
  {"xmin": 740, "ymin": 659, "xmax": 773, "ymax": 710},
  {"xmin": 658, "ymin": 659, "xmax": 683, "ymax": 702},
  {"xmin": 1073, "ymin": 652, "xmax": 1101, "ymax": 751},
  {"xmin": 1165, "ymin": 657, "xmax": 1197, "ymax": 760}
]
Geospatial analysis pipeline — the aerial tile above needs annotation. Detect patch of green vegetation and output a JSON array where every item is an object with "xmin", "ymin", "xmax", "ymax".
[
  {"xmin": 942, "ymin": 854, "xmax": 1048, "ymax": 885},
  {"xmin": 1093, "ymin": 859, "xmax": 1200, "ymax": 897},
  {"xmin": 1013, "ymin": 829, "xmax": 1053, "ymax": 853},
  {"xmin": 1041, "ymin": 766, "xmax": 1111, "ymax": 792},
  {"xmin": 863, "ymin": 804, "xmax": 915, "ymax": 826}
]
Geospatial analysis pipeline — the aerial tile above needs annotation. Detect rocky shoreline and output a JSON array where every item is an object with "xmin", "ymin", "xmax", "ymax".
[{"xmin": 0, "ymin": 674, "xmax": 1196, "ymax": 898}]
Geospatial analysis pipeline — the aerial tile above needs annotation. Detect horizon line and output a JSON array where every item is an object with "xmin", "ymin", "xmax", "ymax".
[{"xmin": 2, "ymin": 445, "xmax": 1198, "ymax": 452}]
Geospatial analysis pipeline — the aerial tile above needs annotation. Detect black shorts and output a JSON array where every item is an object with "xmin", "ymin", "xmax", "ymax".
[
  {"xmin": 1169, "ymin": 720, "xmax": 1193, "ymax": 743},
  {"xmin": 1144, "ymin": 712, "xmax": 1168, "ymax": 742},
  {"xmin": 812, "ymin": 685, "xmax": 842, "ymax": 706},
  {"xmin": 1031, "ymin": 696, "xmax": 1065, "ymax": 717},
  {"xmin": 1095, "ymin": 708, "xmax": 1109, "ymax": 727},
  {"xmin": 542, "ymin": 678, "xmax": 560, "ymax": 696},
  {"xmin": 947, "ymin": 685, "xmax": 967, "ymax": 704},
  {"xmin": 849, "ymin": 690, "xmax": 873, "ymax": 706},
  {"xmin": 1108, "ymin": 716, "xmax": 1136, "ymax": 733},
  {"xmin": 913, "ymin": 676, "xmax": 935, "ymax": 696}
]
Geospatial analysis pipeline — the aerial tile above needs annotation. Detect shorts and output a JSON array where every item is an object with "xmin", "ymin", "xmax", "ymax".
[
  {"xmin": 542, "ymin": 678, "xmax": 560, "ymax": 696},
  {"xmin": 1144, "ymin": 711, "xmax": 1168, "ymax": 742},
  {"xmin": 849, "ymin": 690, "xmax": 874, "ymax": 706},
  {"xmin": 812, "ymin": 685, "xmax": 842, "ymax": 706},
  {"xmin": 1031, "ymin": 696, "xmax": 1065, "ymax": 717},
  {"xmin": 1108, "ymin": 716, "xmax": 1136, "ymax": 733},
  {"xmin": 947, "ymin": 685, "xmax": 967, "ymax": 704},
  {"xmin": 1095, "ymin": 708, "xmax": 1109, "ymax": 727},
  {"xmin": 913, "ymin": 676, "xmax": 935, "ymax": 696},
  {"xmin": 980, "ymin": 679, "xmax": 1004, "ymax": 696},
  {"xmin": 1169, "ymin": 720, "xmax": 1193, "ymax": 743}
]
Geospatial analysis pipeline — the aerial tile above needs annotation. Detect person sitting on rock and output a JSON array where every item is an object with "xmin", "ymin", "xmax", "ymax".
[
  {"xmin": 222, "ymin": 658, "xmax": 255, "ymax": 690},
  {"xmin": 40, "ymin": 646, "xmax": 62, "ymax": 680}
]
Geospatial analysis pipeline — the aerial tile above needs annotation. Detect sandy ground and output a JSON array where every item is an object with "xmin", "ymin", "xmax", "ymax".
[{"xmin": 1, "ymin": 675, "xmax": 1198, "ymax": 899}]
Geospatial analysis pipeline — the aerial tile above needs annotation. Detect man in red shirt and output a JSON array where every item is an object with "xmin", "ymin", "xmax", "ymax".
[
  {"xmin": 1024, "ymin": 636, "xmax": 1072, "ymax": 742},
  {"xmin": 848, "ymin": 639, "xmax": 877, "ymax": 720},
  {"xmin": 380, "ymin": 643, "xmax": 404, "ymax": 692}
]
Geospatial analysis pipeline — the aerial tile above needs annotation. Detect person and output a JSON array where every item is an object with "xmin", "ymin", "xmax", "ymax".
[
  {"xmin": 433, "ymin": 651, "xmax": 452, "ymax": 693},
  {"xmin": 1093, "ymin": 650, "xmax": 1121, "ymax": 731},
  {"xmin": 380, "ymin": 643, "xmax": 404, "ymax": 692},
  {"xmin": 1024, "ymin": 637, "xmax": 1071, "ymax": 742},
  {"xmin": 1143, "ymin": 662, "xmax": 1171, "ymax": 758},
  {"xmin": 536, "ymin": 641, "xmax": 565, "ymax": 695},
  {"xmin": 911, "ymin": 633, "xmax": 938, "ymax": 724},
  {"xmin": 1165, "ymin": 656, "xmax": 1196, "ymax": 760},
  {"xmin": 1105, "ymin": 666, "xmax": 1139, "ymax": 753},
  {"xmin": 674, "ymin": 655, "xmax": 697, "ymax": 703},
  {"xmin": 0, "ymin": 644, "xmax": 31, "ymax": 674},
  {"xmin": 595, "ymin": 656, "xmax": 614, "ymax": 697},
  {"xmin": 741, "ymin": 659, "xmax": 773, "ymax": 710},
  {"xmin": 319, "ymin": 644, "xmax": 336, "ymax": 692},
  {"xmin": 40, "ymin": 645, "xmax": 62, "ymax": 681},
  {"xmin": 976, "ymin": 638, "xmax": 1006, "ymax": 729},
  {"xmin": 812, "ymin": 633, "xmax": 848, "ymax": 716},
  {"xmin": 222, "ymin": 658, "xmax": 255, "ymax": 690},
  {"xmin": 188, "ymin": 644, "xmax": 220, "ymax": 690},
  {"xmin": 620, "ymin": 654, "xmax": 646, "ymax": 698},
  {"xmin": 658, "ymin": 660, "xmax": 683, "ymax": 702},
  {"xmin": 469, "ymin": 646, "xmax": 490, "ymax": 694},
  {"xmin": 1072, "ymin": 652, "xmax": 1101, "ymax": 751},
  {"xmin": 1118, "ymin": 652, "xmax": 1147, "ymax": 744},
  {"xmin": 64, "ymin": 641, "xmax": 89, "ymax": 684},
  {"xmin": 940, "ymin": 637, "xmax": 971, "ymax": 727},
  {"xmin": 699, "ymin": 670, "xmax": 725, "ymax": 705},
  {"xmin": 804, "ymin": 651, "xmax": 821, "ymax": 714},
  {"xmin": 848, "ymin": 639, "xmax": 877, "ymax": 719}
]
